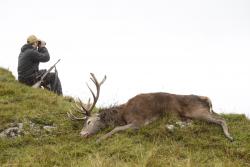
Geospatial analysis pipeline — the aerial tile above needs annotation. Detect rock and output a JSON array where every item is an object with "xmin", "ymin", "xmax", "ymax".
[
  {"xmin": 176, "ymin": 121, "xmax": 192, "ymax": 128},
  {"xmin": 165, "ymin": 121, "xmax": 193, "ymax": 133},
  {"xmin": 0, "ymin": 123, "xmax": 23, "ymax": 138},
  {"xmin": 43, "ymin": 126, "xmax": 56, "ymax": 132},
  {"xmin": 166, "ymin": 124, "xmax": 175, "ymax": 132}
]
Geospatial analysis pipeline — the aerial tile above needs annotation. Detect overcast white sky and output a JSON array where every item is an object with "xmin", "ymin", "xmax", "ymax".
[{"xmin": 0, "ymin": 0, "xmax": 250, "ymax": 117}]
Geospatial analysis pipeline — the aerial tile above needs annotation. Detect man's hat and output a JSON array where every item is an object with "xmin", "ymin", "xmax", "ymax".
[{"xmin": 27, "ymin": 35, "xmax": 40, "ymax": 44}]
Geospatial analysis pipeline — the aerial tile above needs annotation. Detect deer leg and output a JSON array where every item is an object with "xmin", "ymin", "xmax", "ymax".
[
  {"xmin": 204, "ymin": 114, "xmax": 234, "ymax": 141},
  {"xmin": 184, "ymin": 110, "xmax": 233, "ymax": 141},
  {"xmin": 97, "ymin": 123, "xmax": 138, "ymax": 143}
]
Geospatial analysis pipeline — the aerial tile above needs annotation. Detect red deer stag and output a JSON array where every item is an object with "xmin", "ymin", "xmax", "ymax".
[{"xmin": 68, "ymin": 73, "xmax": 233, "ymax": 142}]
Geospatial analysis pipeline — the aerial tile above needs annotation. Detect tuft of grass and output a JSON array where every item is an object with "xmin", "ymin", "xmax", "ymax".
[
  {"xmin": 0, "ymin": 68, "xmax": 15, "ymax": 82},
  {"xmin": 0, "ymin": 67, "xmax": 250, "ymax": 166}
]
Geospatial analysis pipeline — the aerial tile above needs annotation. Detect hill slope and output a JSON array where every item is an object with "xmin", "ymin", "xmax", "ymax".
[{"xmin": 0, "ymin": 67, "xmax": 250, "ymax": 167}]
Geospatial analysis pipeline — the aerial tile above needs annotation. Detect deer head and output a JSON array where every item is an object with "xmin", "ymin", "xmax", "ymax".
[{"xmin": 67, "ymin": 73, "xmax": 106, "ymax": 137}]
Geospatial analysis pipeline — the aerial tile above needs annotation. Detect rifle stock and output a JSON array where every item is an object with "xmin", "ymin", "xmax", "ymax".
[{"xmin": 32, "ymin": 59, "xmax": 61, "ymax": 88}]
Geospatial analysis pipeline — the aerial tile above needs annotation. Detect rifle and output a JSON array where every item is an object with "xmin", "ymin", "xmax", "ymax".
[{"xmin": 32, "ymin": 59, "xmax": 61, "ymax": 88}]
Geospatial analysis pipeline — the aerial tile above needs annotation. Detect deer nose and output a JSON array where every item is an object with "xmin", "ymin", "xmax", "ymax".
[{"xmin": 80, "ymin": 131, "xmax": 89, "ymax": 138}]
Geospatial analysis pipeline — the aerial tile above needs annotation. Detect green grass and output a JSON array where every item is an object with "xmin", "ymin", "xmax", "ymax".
[{"xmin": 0, "ymin": 67, "xmax": 250, "ymax": 167}]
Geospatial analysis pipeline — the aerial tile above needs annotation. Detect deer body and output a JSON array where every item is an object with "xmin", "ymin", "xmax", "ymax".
[{"xmin": 68, "ymin": 74, "xmax": 233, "ymax": 142}]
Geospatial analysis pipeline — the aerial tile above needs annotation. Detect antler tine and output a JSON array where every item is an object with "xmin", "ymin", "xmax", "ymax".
[
  {"xmin": 86, "ymin": 83, "xmax": 97, "ymax": 101},
  {"xmin": 86, "ymin": 98, "xmax": 91, "ymax": 109},
  {"xmin": 71, "ymin": 101, "xmax": 86, "ymax": 115},
  {"xmin": 67, "ymin": 98, "xmax": 90, "ymax": 120},
  {"xmin": 78, "ymin": 97, "xmax": 91, "ymax": 116},
  {"xmin": 67, "ymin": 73, "xmax": 106, "ymax": 121},
  {"xmin": 100, "ymin": 75, "xmax": 107, "ymax": 86},
  {"xmin": 67, "ymin": 109, "xmax": 87, "ymax": 120},
  {"xmin": 85, "ymin": 73, "xmax": 107, "ymax": 113},
  {"xmin": 90, "ymin": 73, "xmax": 107, "ymax": 86},
  {"xmin": 67, "ymin": 97, "xmax": 92, "ymax": 120}
]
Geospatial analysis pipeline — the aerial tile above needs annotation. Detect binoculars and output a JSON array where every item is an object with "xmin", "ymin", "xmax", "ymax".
[{"xmin": 38, "ymin": 40, "xmax": 46, "ymax": 46}]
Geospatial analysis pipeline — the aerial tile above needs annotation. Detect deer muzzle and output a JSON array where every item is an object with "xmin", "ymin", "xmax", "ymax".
[{"xmin": 80, "ymin": 131, "xmax": 90, "ymax": 138}]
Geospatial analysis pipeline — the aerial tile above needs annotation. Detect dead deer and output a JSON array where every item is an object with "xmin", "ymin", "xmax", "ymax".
[{"xmin": 68, "ymin": 73, "xmax": 233, "ymax": 142}]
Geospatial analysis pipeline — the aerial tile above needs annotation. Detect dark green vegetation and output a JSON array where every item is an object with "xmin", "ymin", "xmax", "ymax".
[{"xmin": 0, "ymin": 67, "xmax": 250, "ymax": 167}]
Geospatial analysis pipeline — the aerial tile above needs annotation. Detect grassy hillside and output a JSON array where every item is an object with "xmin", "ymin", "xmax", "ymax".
[{"xmin": 0, "ymin": 67, "xmax": 250, "ymax": 167}]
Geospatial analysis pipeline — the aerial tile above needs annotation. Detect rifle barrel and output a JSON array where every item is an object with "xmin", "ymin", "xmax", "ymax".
[{"xmin": 32, "ymin": 59, "xmax": 61, "ymax": 88}]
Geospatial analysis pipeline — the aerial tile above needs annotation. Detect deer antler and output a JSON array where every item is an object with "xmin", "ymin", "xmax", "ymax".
[{"xmin": 67, "ymin": 73, "xmax": 107, "ymax": 120}]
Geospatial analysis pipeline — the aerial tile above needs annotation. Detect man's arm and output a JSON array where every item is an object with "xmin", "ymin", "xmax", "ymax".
[{"xmin": 32, "ymin": 47, "xmax": 50, "ymax": 62}]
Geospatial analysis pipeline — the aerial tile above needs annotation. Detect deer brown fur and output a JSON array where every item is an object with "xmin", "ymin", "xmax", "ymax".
[
  {"xmin": 94, "ymin": 93, "xmax": 233, "ymax": 142},
  {"xmin": 68, "ymin": 74, "xmax": 233, "ymax": 142}
]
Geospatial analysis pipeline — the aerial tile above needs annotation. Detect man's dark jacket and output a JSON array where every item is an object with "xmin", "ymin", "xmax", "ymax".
[{"xmin": 18, "ymin": 44, "xmax": 50, "ymax": 85}]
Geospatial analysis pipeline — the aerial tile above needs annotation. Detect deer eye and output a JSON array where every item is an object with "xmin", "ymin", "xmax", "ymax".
[{"xmin": 87, "ymin": 121, "xmax": 91, "ymax": 125}]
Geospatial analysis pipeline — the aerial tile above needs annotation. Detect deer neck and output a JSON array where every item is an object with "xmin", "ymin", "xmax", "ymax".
[{"xmin": 99, "ymin": 105, "xmax": 126, "ymax": 127}]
